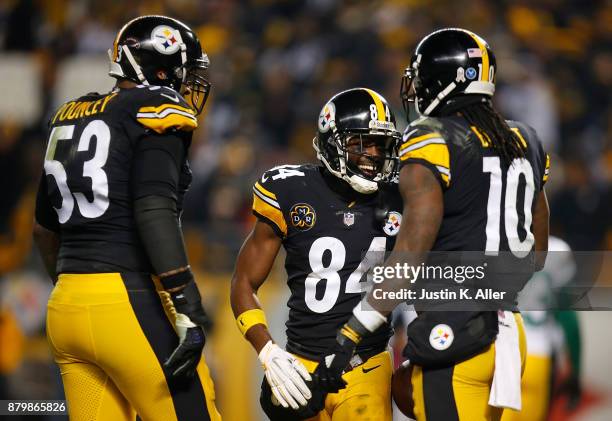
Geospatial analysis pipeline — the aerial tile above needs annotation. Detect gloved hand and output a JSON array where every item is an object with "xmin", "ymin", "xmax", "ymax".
[
  {"xmin": 313, "ymin": 331, "xmax": 356, "ymax": 394},
  {"xmin": 259, "ymin": 340, "xmax": 313, "ymax": 410},
  {"xmin": 164, "ymin": 280, "xmax": 208, "ymax": 378},
  {"xmin": 260, "ymin": 375, "xmax": 327, "ymax": 420}
]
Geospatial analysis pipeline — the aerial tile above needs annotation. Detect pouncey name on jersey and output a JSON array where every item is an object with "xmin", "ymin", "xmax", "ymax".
[
  {"xmin": 38, "ymin": 85, "xmax": 197, "ymax": 273},
  {"xmin": 399, "ymin": 115, "xmax": 550, "ymax": 304},
  {"xmin": 252, "ymin": 164, "xmax": 401, "ymax": 358}
]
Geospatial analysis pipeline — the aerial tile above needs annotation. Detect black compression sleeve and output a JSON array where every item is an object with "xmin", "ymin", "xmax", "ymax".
[
  {"xmin": 131, "ymin": 131, "xmax": 188, "ymax": 201},
  {"xmin": 133, "ymin": 195, "xmax": 189, "ymax": 275},
  {"xmin": 35, "ymin": 172, "xmax": 59, "ymax": 232},
  {"xmin": 132, "ymin": 131, "xmax": 191, "ymax": 275}
]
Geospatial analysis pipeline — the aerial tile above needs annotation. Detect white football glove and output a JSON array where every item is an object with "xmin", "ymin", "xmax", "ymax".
[{"xmin": 258, "ymin": 340, "xmax": 313, "ymax": 409}]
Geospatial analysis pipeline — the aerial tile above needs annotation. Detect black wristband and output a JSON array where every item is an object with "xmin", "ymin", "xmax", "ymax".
[
  {"xmin": 346, "ymin": 315, "xmax": 370, "ymax": 338},
  {"xmin": 169, "ymin": 280, "xmax": 205, "ymax": 318},
  {"xmin": 160, "ymin": 269, "xmax": 194, "ymax": 290}
]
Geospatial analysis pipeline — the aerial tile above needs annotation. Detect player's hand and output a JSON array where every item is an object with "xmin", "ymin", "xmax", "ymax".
[
  {"xmin": 165, "ymin": 313, "xmax": 206, "ymax": 377},
  {"xmin": 258, "ymin": 340, "xmax": 313, "ymax": 409},
  {"xmin": 313, "ymin": 332, "xmax": 356, "ymax": 394},
  {"xmin": 164, "ymin": 282, "xmax": 209, "ymax": 378}
]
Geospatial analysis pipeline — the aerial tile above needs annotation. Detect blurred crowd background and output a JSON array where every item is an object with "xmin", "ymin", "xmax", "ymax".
[{"xmin": 0, "ymin": 0, "xmax": 611, "ymax": 420}]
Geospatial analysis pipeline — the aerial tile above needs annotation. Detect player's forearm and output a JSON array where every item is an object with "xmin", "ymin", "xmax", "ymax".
[
  {"xmin": 33, "ymin": 222, "xmax": 59, "ymax": 283},
  {"xmin": 133, "ymin": 195, "xmax": 190, "ymax": 281},
  {"xmin": 231, "ymin": 276, "xmax": 273, "ymax": 354}
]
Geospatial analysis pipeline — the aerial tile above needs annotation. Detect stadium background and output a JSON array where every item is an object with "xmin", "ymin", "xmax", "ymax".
[{"xmin": 0, "ymin": 0, "xmax": 610, "ymax": 419}]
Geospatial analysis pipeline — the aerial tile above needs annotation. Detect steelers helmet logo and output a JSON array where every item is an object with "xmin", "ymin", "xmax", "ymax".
[
  {"xmin": 290, "ymin": 203, "xmax": 316, "ymax": 231},
  {"xmin": 429, "ymin": 324, "xmax": 454, "ymax": 351},
  {"xmin": 151, "ymin": 25, "xmax": 181, "ymax": 55},
  {"xmin": 318, "ymin": 102, "xmax": 335, "ymax": 133},
  {"xmin": 383, "ymin": 211, "xmax": 402, "ymax": 236}
]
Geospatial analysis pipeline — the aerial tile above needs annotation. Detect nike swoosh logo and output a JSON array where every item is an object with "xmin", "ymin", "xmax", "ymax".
[
  {"xmin": 362, "ymin": 364, "xmax": 381, "ymax": 374},
  {"xmin": 261, "ymin": 174, "xmax": 269, "ymax": 183},
  {"xmin": 161, "ymin": 92, "xmax": 180, "ymax": 103}
]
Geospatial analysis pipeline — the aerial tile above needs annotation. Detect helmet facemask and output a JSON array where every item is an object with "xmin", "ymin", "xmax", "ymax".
[
  {"xmin": 400, "ymin": 65, "xmax": 417, "ymax": 118},
  {"xmin": 179, "ymin": 59, "xmax": 211, "ymax": 116},
  {"xmin": 315, "ymin": 128, "xmax": 399, "ymax": 194}
]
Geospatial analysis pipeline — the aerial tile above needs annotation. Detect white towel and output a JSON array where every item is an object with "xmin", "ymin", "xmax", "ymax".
[{"xmin": 488, "ymin": 310, "xmax": 522, "ymax": 410}]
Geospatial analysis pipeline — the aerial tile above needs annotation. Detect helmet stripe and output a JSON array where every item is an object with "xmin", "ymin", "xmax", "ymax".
[
  {"xmin": 112, "ymin": 18, "xmax": 136, "ymax": 61},
  {"xmin": 364, "ymin": 88, "xmax": 386, "ymax": 122},
  {"xmin": 467, "ymin": 31, "xmax": 489, "ymax": 82}
]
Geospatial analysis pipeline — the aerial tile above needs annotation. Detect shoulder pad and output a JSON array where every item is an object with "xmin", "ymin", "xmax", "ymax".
[
  {"xmin": 407, "ymin": 116, "xmax": 444, "ymax": 132},
  {"xmin": 252, "ymin": 165, "xmax": 309, "ymax": 237},
  {"xmin": 134, "ymin": 86, "xmax": 197, "ymax": 134},
  {"xmin": 400, "ymin": 122, "xmax": 450, "ymax": 189}
]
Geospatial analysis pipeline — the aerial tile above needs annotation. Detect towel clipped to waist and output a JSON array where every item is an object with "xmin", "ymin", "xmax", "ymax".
[{"xmin": 489, "ymin": 310, "xmax": 522, "ymax": 411}]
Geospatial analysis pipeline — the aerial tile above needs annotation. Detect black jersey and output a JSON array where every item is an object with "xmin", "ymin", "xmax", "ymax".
[
  {"xmin": 36, "ymin": 85, "xmax": 197, "ymax": 274},
  {"xmin": 399, "ymin": 115, "xmax": 549, "ymax": 303},
  {"xmin": 252, "ymin": 164, "xmax": 402, "ymax": 358}
]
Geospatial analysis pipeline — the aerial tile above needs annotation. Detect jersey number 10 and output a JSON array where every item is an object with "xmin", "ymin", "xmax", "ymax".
[{"xmin": 483, "ymin": 157, "xmax": 535, "ymax": 258}]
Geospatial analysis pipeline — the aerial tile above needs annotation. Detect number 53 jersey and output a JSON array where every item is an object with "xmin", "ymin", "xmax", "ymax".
[
  {"xmin": 35, "ymin": 85, "xmax": 198, "ymax": 274},
  {"xmin": 252, "ymin": 164, "xmax": 402, "ymax": 358}
]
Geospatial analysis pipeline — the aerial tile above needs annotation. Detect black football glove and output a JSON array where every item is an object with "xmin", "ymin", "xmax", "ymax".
[
  {"xmin": 313, "ymin": 316, "xmax": 370, "ymax": 394},
  {"xmin": 164, "ymin": 280, "xmax": 208, "ymax": 378}
]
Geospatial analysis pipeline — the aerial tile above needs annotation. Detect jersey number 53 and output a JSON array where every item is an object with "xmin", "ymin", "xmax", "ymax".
[{"xmin": 44, "ymin": 120, "xmax": 111, "ymax": 223}]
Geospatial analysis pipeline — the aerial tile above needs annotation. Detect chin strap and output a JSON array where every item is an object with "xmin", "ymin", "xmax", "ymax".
[
  {"xmin": 122, "ymin": 45, "xmax": 149, "ymax": 85},
  {"xmin": 313, "ymin": 137, "xmax": 380, "ymax": 194},
  {"xmin": 344, "ymin": 174, "xmax": 378, "ymax": 194}
]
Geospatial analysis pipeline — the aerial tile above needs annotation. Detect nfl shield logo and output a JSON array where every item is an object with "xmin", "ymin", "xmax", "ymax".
[{"xmin": 343, "ymin": 212, "xmax": 355, "ymax": 227}]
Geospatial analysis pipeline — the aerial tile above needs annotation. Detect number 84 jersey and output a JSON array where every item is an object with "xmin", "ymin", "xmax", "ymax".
[{"xmin": 252, "ymin": 164, "xmax": 402, "ymax": 359}]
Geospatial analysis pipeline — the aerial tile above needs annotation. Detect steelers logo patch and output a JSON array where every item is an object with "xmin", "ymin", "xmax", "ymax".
[
  {"xmin": 290, "ymin": 203, "xmax": 316, "ymax": 231},
  {"xmin": 383, "ymin": 211, "xmax": 402, "ymax": 236},
  {"xmin": 429, "ymin": 324, "xmax": 454, "ymax": 351},
  {"xmin": 151, "ymin": 25, "xmax": 181, "ymax": 55},
  {"xmin": 318, "ymin": 102, "xmax": 335, "ymax": 133}
]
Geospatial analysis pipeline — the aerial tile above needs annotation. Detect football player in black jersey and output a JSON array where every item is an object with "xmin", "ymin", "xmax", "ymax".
[
  {"xmin": 316, "ymin": 29, "xmax": 551, "ymax": 421},
  {"xmin": 230, "ymin": 88, "xmax": 402, "ymax": 420},
  {"xmin": 33, "ymin": 16, "xmax": 220, "ymax": 421}
]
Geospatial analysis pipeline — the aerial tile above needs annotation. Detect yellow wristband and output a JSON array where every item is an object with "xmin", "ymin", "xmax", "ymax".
[{"xmin": 236, "ymin": 309, "xmax": 268, "ymax": 336}]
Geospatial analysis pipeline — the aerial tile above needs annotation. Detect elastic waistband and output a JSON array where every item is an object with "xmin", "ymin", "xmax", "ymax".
[
  {"xmin": 292, "ymin": 348, "xmax": 389, "ymax": 373},
  {"xmin": 57, "ymin": 272, "xmax": 160, "ymax": 291},
  {"xmin": 286, "ymin": 339, "xmax": 387, "ymax": 365}
]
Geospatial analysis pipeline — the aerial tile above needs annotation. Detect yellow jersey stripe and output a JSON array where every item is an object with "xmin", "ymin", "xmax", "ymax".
[
  {"xmin": 364, "ymin": 88, "xmax": 386, "ymax": 122},
  {"xmin": 543, "ymin": 154, "xmax": 550, "ymax": 182},
  {"xmin": 253, "ymin": 187, "xmax": 280, "ymax": 209},
  {"xmin": 138, "ymin": 103, "xmax": 195, "ymax": 115},
  {"xmin": 467, "ymin": 31, "xmax": 489, "ymax": 82},
  {"xmin": 254, "ymin": 182, "xmax": 278, "ymax": 201},
  {"xmin": 400, "ymin": 132, "xmax": 444, "ymax": 150},
  {"xmin": 136, "ymin": 114, "xmax": 197, "ymax": 134},
  {"xmin": 400, "ymin": 143, "xmax": 450, "ymax": 187},
  {"xmin": 253, "ymin": 194, "xmax": 287, "ymax": 236},
  {"xmin": 440, "ymin": 173, "xmax": 450, "ymax": 186},
  {"xmin": 400, "ymin": 143, "xmax": 450, "ymax": 168},
  {"xmin": 471, "ymin": 126, "xmax": 491, "ymax": 147},
  {"xmin": 510, "ymin": 128, "xmax": 528, "ymax": 149}
]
